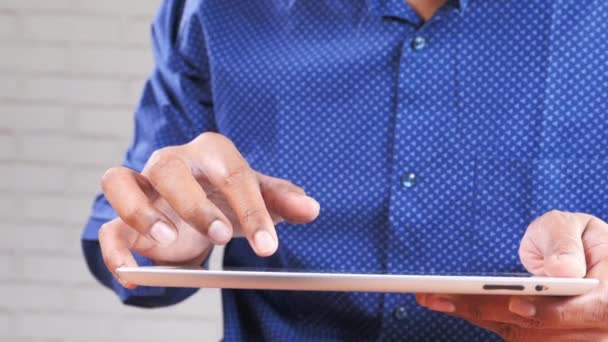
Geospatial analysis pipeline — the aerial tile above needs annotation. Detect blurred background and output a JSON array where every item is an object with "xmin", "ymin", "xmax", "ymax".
[{"xmin": 0, "ymin": 1, "xmax": 224, "ymax": 341}]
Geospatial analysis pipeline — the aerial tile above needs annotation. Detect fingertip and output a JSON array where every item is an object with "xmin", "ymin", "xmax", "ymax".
[
  {"xmin": 306, "ymin": 196, "xmax": 321, "ymax": 219},
  {"xmin": 149, "ymin": 221, "xmax": 178, "ymax": 246},
  {"xmin": 253, "ymin": 230, "xmax": 278, "ymax": 256},
  {"xmin": 415, "ymin": 293, "xmax": 428, "ymax": 306},
  {"xmin": 286, "ymin": 193, "xmax": 321, "ymax": 223},
  {"xmin": 208, "ymin": 220, "xmax": 233, "ymax": 245},
  {"xmin": 114, "ymin": 255, "xmax": 139, "ymax": 290},
  {"xmin": 508, "ymin": 296, "xmax": 536, "ymax": 317},
  {"xmin": 118, "ymin": 278, "xmax": 137, "ymax": 290}
]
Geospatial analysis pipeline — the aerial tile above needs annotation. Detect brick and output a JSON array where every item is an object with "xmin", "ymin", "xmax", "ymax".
[
  {"xmin": 21, "ymin": 194, "xmax": 93, "ymax": 225},
  {"xmin": 72, "ymin": 108, "xmax": 135, "ymax": 138},
  {"xmin": 22, "ymin": 14, "xmax": 122, "ymax": 43},
  {"xmin": 15, "ymin": 313, "xmax": 122, "ymax": 340},
  {"xmin": 122, "ymin": 17, "xmax": 152, "ymax": 45},
  {"xmin": 21, "ymin": 194, "xmax": 69, "ymax": 222},
  {"xmin": 0, "ymin": 311, "xmax": 9, "ymax": 336},
  {"xmin": 68, "ymin": 138, "xmax": 125, "ymax": 166},
  {"xmin": 0, "ymin": 44, "xmax": 69, "ymax": 73},
  {"xmin": 22, "ymin": 254, "xmax": 93, "ymax": 283},
  {"xmin": 70, "ymin": 46, "xmax": 152, "ymax": 76},
  {"xmin": 0, "ymin": 193, "xmax": 21, "ymax": 220},
  {"xmin": 65, "ymin": 195, "xmax": 98, "ymax": 225},
  {"xmin": 0, "ymin": 283, "xmax": 69, "ymax": 311},
  {"xmin": 124, "ymin": 317, "xmax": 221, "ymax": 342},
  {"xmin": 0, "ymin": 223, "xmax": 72, "ymax": 253},
  {"xmin": 0, "ymin": 12, "xmax": 19, "ymax": 40},
  {"xmin": 0, "ymin": 135, "xmax": 18, "ymax": 161},
  {"xmin": 0, "ymin": 253, "xmax": 18, "ymax": 278},
  {"xmin": 75, "ymin": 0, "xmax": 159, "ymax": 17},
  {"xmin": 67, "ymin": 167, "xmax": 104, "ymax": 195},
  {"xmin": 126, "ymin": 79, "xmax": 148, "ymax": 106},
  {"xmin": 0, "ymin": 74, "xmax": 24, "ymax": 99},
  {"xmin": 67, "ymin": 286, "xmax": 125, "ymax": 313},
  {"xmin": 0, "ymin": 163, "xmax": 68, "ymax": 192},
  {"xmin": 125, "ymin": 290, "xmax": 223, "ymax": 320},
  {"xmin": 20, "ymin": 135, "xmax": 123, "ymax": 165},
  {"xmin": 0, "ymin": 104, "xmax": 68, "ymax": 132},
  {"xmin": 19, "ymin": 134, "xmax": 70, "ymax": 163},
  {"xmin": 21, "ymin": 77, "xmax": 129, "ymax": 105},
  {"xmin": 0, "ymin": 0, "xmax": 72, "ymax": 11},
  {"xmin": 0, "ymin": 193, "xmax": 21, "ymax": 219}
]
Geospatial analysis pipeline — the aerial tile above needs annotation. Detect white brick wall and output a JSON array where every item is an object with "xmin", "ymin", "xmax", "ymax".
[{"xmin": 0, "ymin": 1, "xmax": 224, "ymax": 341}]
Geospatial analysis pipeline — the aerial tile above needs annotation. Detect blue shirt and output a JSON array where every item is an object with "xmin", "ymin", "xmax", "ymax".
[{"xmin": 82, "ymin": 0, "xmax": 608, "ymax": 340}]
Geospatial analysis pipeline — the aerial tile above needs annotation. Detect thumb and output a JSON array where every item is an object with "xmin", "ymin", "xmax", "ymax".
[
  {"xmin": 521, "ymin": 211, "xmax": 587, "ymax": 278},
  {"xmin": 257, "ymin": 173, "xmax": 320, "ymax": 224}
]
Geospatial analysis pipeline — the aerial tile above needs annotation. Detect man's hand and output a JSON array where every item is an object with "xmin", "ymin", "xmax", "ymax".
[
  {"xmin": 98, "ymin": 132, "xmax": 320, "ymax": 288},
  {"xmin": 417, "ymin": 210, "xmax": 608, "ymax": 341}
]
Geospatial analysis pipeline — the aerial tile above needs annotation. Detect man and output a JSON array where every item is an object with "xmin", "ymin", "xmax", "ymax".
[{"xmin": 82, "ymin": 0, "xmax": 608, "ymax": 340}]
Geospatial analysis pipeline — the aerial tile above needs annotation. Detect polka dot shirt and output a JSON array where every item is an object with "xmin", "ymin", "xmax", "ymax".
[{"xmin": 82, "ymin": 0, "xmax": 608, "ymax": 340}]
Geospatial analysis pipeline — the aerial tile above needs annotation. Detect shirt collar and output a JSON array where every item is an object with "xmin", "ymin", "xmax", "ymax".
[{"xmin": 369, "ymin": 0, "xmax": 467, "ymax": 23}]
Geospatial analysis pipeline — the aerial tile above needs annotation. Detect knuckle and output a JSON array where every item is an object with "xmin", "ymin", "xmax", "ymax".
[
  {"xmin": 101, "ymin": 166, "xmax": 124, "ymax": 191},
  {"xmin": 147, "ymin": 148, "xmax": 184, "ymax": 180},
  {"xmin": 102, "ymin": 249, "xmax": 122, "ymax": 272},
  {"xmin": 180, "ymin": 202, "xmax": 213, "ymax": 227},
  {"xmin": 192, "ymin": 132, "xmax": 234, "ymax": 146},
  {"xmin": 196, "ymin": 131, "xmax": 223, "ymax": 143},
  {"xmin": 466, "ymin": 305, "xmax": 482, "ymax": 321},
  {"xmin": 218, "ymin": 164, "xmax": 252, "ymax": 190},
  {"xmin": 587, "ymin": 296, "xmax": 608, "ymax": 324},
  {"xmin": 512, "ymin": 316, "xmax": 544, "ymax": 329},
  {"xmin": 180, "ymin": 203, "xmax": 202, "ymax": 221},
  {"xmin": 551, "ymin": 235, "xmax": 580, "ymax": 253},
  {"xmin": 275, "ymin": 179, "xmax": 301, "ymax": 193},
  {"xmin": 546, "ymin": 209, "xmax": 566, "ymax": 220},
  {"xmin": 238, "ymin": 207, "xmax": 264, "ymax": 225},
  {"xmin": 122, "ymin": 205, "xmax": 153, "ymax": 227},
  {"xmin": 98, "ymin": 223, "xmax": 113, "ymax": 242}
]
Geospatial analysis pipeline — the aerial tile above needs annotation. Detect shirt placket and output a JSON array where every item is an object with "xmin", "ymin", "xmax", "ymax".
[{"xmin": 381, "ymin": 7, "xmax": 472, "ymax": 339}]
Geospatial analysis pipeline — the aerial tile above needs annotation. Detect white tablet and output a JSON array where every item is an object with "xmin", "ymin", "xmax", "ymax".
[{"xmin": 117, "ymin": 267, "xmax": 599, "ymax": 296}]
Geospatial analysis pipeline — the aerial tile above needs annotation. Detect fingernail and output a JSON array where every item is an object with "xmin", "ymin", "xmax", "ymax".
[
  {"xmin": 306, "ymin": 196, "xmax": 320, "ymax": 208},
  {"xmin": 297, "ymin": 194, "xmax": 320, "ymax": 211},
  {"xmin": 254, "ymin": 230, "xmax": 277, "ymax": 255},
  {"xmin": 509, "ymin": 297, "xmax": 536, "ymax": 317},
  {"xmin": 115, "ymin": 274, "xmax": 135, "ymax": 289},
  {"xmin": 208, "ymin": 220, "xmax": 231, "ymax": 244},
  {"xmin": 417, "ymin": 294, "xmax": 427, "ymax": 306},
  {"xmin": 120, "ymin": 279, "xmax": 136, "ymax": 289},
  {"xmin": 429, "ymin": 298, "xmax": 456, "ymax": 313},
  {"xmin": 150, "ymin": 221, "xmax": 177, "ymax": 246}
]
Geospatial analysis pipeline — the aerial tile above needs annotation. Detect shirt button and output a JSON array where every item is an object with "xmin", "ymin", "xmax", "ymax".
[
  {"xmin": 402, "ymin": 172, "xmax": 417, "ymax": 188},
  {"xmin": 411, "ymin": 36, "xmax": 427, "ymax": 51},
  {"xmin": 393, "ymin": 306, "xmax": 408, "ymax": 320}
]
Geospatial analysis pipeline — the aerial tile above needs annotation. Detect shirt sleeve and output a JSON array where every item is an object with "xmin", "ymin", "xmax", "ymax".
[{"xmin": 81, "ymin": 0, "xmax": 216, "ymax": 308}]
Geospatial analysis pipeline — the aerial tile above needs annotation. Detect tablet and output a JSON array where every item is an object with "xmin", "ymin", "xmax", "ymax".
[{"xmin": 117, "ymin": 267, "xmax": 599, "ymax": 296}]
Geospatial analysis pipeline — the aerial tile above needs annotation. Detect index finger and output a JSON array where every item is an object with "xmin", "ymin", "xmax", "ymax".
[{"xmin": 188, "ymin": 133, "xmax": 277, "ymax": 256}]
